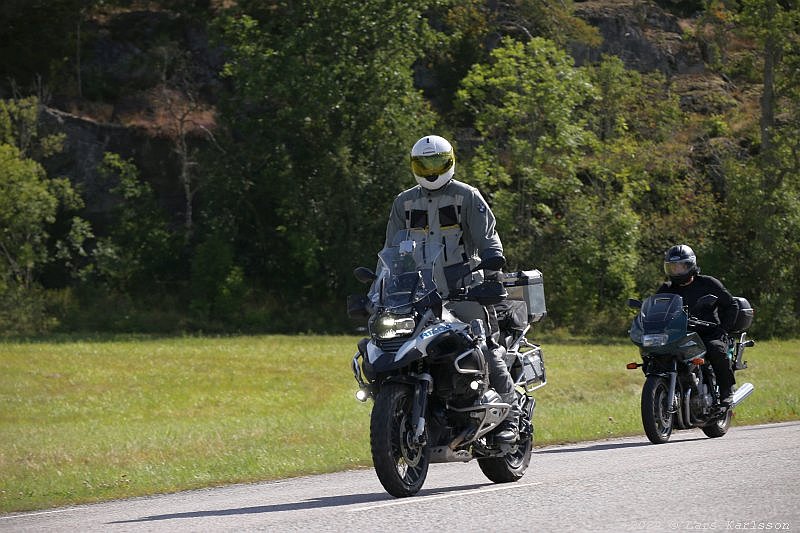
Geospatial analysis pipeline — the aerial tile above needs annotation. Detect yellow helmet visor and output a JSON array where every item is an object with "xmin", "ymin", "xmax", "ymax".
[{"xmin": 411, "ymin": 151, "xmax": 454, "ymax": 178}]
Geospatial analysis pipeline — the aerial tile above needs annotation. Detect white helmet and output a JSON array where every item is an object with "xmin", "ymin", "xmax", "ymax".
[{"xmin": 410, "ymin": 135, "xmax": 455, "ymax": 190}]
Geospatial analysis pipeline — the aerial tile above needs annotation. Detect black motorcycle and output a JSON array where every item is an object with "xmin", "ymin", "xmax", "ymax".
[
  {"xmin": 626, "ymin": 293, "xmax": 755, "ymax": 444},
  {"xmin": 348, "ymin": 230, "xmax": 547, "ymax": 497}
]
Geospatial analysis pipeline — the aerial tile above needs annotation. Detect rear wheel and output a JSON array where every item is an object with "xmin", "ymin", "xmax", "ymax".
[
  {"xmin": 641, "ymin": 375, "xmax": 674, "ymax": 444},
  {"xmin": 370, "ymin": 382, "xmax": 429, "ymax": 497},
  {"xmin": 702, "ymin": 409, "xmax": 732, "ymax": 438},
  {"xmin": 477, "ymin": 433, "xmax": 532, "ymax": 483},
  {"xmin": 478, "ymin": 403, "xmax": 533, "ymax": 483}
]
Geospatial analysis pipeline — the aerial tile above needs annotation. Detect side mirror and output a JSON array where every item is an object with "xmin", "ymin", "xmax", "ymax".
[
  {"xmin": 353, "ymin": 267, "xmax": 377, "ymax": 284},
  {"xmin": 627, "ymin": 298, "xmax": 642, "ymax": 309}
]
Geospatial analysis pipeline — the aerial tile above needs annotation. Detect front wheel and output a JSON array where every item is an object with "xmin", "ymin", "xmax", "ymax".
[
  {"xmin": 702, "ymin": 409, "xmax": 732, "ymax": 438},
  {"xmin": 370, "ymin": 382, "xmax": 430, "ymax": 497},
  {"xmin": 641, "ymin": 375, "xmax": 674, "ymax": 444}
]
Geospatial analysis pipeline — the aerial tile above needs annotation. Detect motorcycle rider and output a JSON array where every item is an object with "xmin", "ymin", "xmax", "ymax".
[
  {"xmin": 657, "ymin": 244, "xmax": 739, "ymax": 404},
  {"xmin": 377, "ymin": 134, "xmax": 519, "ymax": 443}
]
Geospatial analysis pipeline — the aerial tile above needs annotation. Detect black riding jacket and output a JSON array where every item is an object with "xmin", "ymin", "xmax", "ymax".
[{"xmin": 657, "ymin": 274, "xmax": 738, "ymax": 334}]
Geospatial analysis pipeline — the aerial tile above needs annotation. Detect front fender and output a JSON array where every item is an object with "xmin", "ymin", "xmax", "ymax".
[{"xmin": 368, "ymin": 341, "xmax": 425, "ymax": 373}]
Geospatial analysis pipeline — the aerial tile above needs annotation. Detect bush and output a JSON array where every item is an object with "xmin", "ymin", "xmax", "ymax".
[{"xmin": 0, "ymin": 285, "xmax": 58, "ymax": 336}]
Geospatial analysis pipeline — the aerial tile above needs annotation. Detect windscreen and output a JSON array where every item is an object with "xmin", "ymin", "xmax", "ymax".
[{"xmin": 373, "ymin": 230, "xmax": 446, "ymax": 310}]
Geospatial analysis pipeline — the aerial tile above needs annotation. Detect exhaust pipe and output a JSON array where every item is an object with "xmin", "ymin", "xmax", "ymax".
[{"xmin": 731, "ymin": 382, "xmax": 754, "ymax": 407}]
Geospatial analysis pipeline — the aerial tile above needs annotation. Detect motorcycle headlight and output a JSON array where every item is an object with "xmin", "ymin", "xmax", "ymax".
[
  {"xmin": 372, "ymin": 314, "xmax": 416, "ymax": 340},
  {"xmin": 642, "ymin": 333, "xmax": 669, "ymax": 347}
]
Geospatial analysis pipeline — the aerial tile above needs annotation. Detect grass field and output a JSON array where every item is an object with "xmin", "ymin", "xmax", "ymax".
[{"xmin": 1, "ymin": 334, "xmax": 798, "ymax": 513}]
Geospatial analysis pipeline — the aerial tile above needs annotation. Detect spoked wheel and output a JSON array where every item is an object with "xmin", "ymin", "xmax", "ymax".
[
  {"xmin": 478, "ymin": 398, "xmax": 533, "ymax": 483},
  {"xmin": 477, "ymin": 432, "xmax": 532, "ymax": 483},
  {"xmin": 702, "ymin": 408, "xmax": 732, "ymax": 438},
  {"xmin": 641, "ymin": 375, "xmax": 674, "ymax": 444},
  {"xmin": 370, "ymin": 382, "xmax": 429, "ymax": 497}
]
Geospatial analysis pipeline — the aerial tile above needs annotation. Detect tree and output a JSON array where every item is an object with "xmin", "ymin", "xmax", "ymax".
[
  {"xmin": 419, "ymin": 0, "xmax": 601, "ymax": 114},
  {"xmin": 0, "ymin": 97, "xmax": 87, "ymax": 287},
  {"xmin": 738, "ymin": 0, "xmax": 799, "ymax": 166},
  {"xmin": 0, "ymin": 0, "xmax": 87, "ymax": 96},
  {"xmin": 707, "ymin": 0, "xmax": 800, "ymax": 336},
  {"xmin": 211, "ymin": 1, "xmax": 438, "ymax": 314},
  {"xmin": 0, "ymin": 97, "xmax": 89, "ymax": 332},
  {"xmin": 151, "ymin": 45, "xmax": 216, "ymax": 244},
  {"xmin": 456, "ymin": 37, "xmax": 595, "ymax": 325},
  {"xmin": 93, "ymin": 153, "xmax": 178, "ymax": 292}
]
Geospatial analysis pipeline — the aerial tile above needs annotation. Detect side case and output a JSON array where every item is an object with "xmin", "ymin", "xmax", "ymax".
[
  {"xmin": 731, "ymin": 296, "xmax": 754, "ymax": 332},
  {"xmin": 521, "ymin": 344, "xmax": 546, "ymax": 392},
  {"xmin": 503, "ymin": 270, "xmax": 547, "ymax": 323}
]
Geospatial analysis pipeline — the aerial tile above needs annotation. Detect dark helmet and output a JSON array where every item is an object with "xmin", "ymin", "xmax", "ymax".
[{"xmin": 664, "ymin": 244, "xmax": 699, "ymax": 284}]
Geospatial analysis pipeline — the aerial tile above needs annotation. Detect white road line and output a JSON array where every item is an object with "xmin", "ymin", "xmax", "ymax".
[
  {"xmin": 347, "ymin": 480, "xmax": 540, "ymax": 512},
  {"xmin": 0, "ymin": 506, "xmax": 82, "ymax": 520}
]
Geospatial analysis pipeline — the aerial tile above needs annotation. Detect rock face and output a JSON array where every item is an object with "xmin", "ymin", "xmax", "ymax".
[
  {"xmin": 570, "ymin": 0, "xmax": 705, "ymax": 75},
  {"xmin": 41, "ymin": 107, "xmax": 180, "ymax": 218}
]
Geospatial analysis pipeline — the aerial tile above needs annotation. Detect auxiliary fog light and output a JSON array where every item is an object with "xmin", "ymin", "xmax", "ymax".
[
  {"xmin": 469, "ymin": 380, "xmax": 480, "ymax": 391},
  {"xmin": 355, "ymin": 388, "xmax": 369, "ymax": 402}
]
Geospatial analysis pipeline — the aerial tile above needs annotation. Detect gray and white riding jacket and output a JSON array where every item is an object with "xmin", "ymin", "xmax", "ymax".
[{"xmin": 382, "ymin": 179, "xmax": 503, "ymax": 294}]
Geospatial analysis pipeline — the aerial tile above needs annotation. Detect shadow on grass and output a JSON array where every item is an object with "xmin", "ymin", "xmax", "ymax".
[{"xmin": 108, "ymin": 483, "xmax": 489, "ymax": 524}]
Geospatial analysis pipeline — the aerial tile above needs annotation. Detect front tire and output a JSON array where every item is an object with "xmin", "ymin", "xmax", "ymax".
[
  {"xmin": 370, "ymin": 382, "xmax": 430, "ymax": 497},
  {"xmin": 702, "ymin": 409, "xmax": 732, "ymax": 438},
  {"xmin": 642, "ymin": 375, "xmax": 674, "ymax": 444}
]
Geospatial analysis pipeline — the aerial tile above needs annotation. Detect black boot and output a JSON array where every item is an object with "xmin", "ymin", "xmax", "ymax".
[
  {"xmin": 492, "ymin": 392, "xmax": 520, "ymax": 443},
  {"xmin": 719, "ymin": 386, "xmax": 734, "ymax": 405},
  {"xmin": 493, "ymin": 417, "xmax": 518, "ymax": 443}
]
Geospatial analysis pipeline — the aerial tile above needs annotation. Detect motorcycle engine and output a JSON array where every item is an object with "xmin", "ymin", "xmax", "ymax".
[{"xmin": 696, "ymin": 382, "xmax": 713, "ymax": 411}]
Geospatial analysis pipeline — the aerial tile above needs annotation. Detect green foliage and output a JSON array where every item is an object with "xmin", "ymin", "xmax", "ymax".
[
  {"xmin": 456, "ymin": 40, "xmax": 644, "ymax": 331},
  {"xmin": 211, "ymin": 0, "xmax": 438, "ymax": 307},
  {"xmin": 0, "ymin": 97, "xmax": 91, "ymax": 334},
  {"xmin": 584, "ymin": 56, "xmax": 683, "ymax": 143},
  {"xmin": 457, "ymin": 37, "xmax": 594, "ymax": 269},
  {"xmin": 711, "ymin": 157, "xmax": 800, "ymax": 337},
  {"xmin": 0, "ymin": 2, "xmax": 797, "ymax": 337},
  {"xmin": 93, "ymin": 153, "xmax": 180, "ymax": 292},
  {"xmin": 190, "ymin": 232, "xmax": 245, "ymax": 322},
  {"xmin": 0, "ymin": 101, "xmax": 87, "ymax": 285},
  {"xmin": 0, "ymin": 144, "xmax": 56, "ymax": 288}
]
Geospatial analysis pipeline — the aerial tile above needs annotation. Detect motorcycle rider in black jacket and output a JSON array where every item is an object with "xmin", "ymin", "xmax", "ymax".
[{"xmin": 657, "ymin": 245, "xmax": 739, "ymax": 404}]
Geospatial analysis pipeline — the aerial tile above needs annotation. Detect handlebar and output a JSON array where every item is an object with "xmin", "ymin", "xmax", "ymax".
[{"xmin": 688, "ymin": 317, "xmax": 718, "ymax": 329}]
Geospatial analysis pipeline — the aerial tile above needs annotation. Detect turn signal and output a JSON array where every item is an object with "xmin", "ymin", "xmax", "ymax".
[
  {"xmin": 690, "ymin": 357, "xmax": 705, "ymax": 366},
  {"xmin": 626, "ymin": 362, "xmax": 641, "ymax": 369}
]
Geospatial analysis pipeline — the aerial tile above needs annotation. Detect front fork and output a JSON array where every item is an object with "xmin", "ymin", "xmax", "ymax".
[
  {"xmin": 410, "ymin": 373, "xmax": 432, "ymax": 446},
  {"xmin": 666, "ymin": 359, "xmax": 679, "ymax": 415}
]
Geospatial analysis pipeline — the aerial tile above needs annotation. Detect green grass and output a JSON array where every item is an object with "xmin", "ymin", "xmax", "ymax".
[{"xmin": 1, "ymin": 335, "xmax": 798, "ymax": 513}]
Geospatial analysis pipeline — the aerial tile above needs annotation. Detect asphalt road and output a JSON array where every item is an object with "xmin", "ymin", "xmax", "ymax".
[{"xmin": 2, "ymin": 421, "xmax": 798, "ymax": 533}]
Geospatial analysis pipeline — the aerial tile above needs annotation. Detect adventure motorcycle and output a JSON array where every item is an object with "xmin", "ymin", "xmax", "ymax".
[
  {"xmin": 348, "ymin": 230, "xmax": 547, "ymax": 497},
  {"xmin": 626, "ymin": 293, "xmax": 755, "ymax": 444}
]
